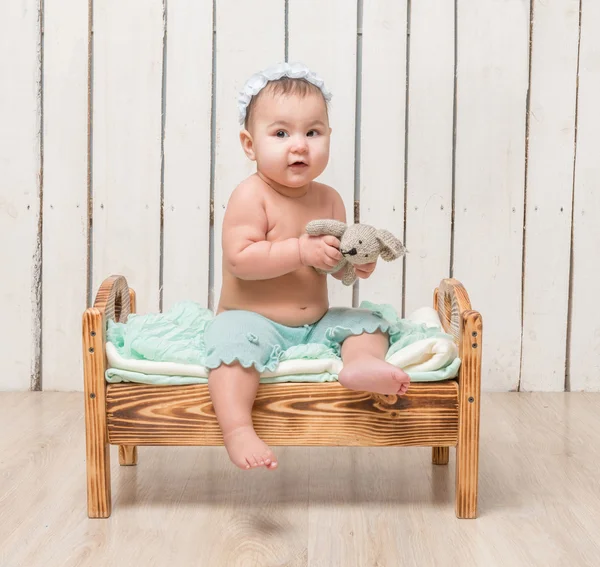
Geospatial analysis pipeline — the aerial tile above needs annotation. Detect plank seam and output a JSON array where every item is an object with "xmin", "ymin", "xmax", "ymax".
[
  {"xmin": 158, "ymin": 0, "xmax": 168, "ymax": 313},
  {"xmin": 32, "ymin": 0, "xmax": 45, "ymax": 391},
  {"xmin": 565, "ymin": 0, "xmax": 583, "ymax": 393},
  {"xmin": 401, "ymin": 0, "xmax": 411, "ymax": 319},
  {"xmin": 208, "ymin": 0, "xmax": 217, "ymax": 311},
  {"xmin": 518, "ymin": 0, "xmax": 534, "ymax": 392},
  {"xmin": 449, "ymin": 0, "xmax": 458, "ymax": 279},
  {"xmin": 284, "ymin": 0, "xmax": 289, "ymax": 62},
  {"xmin": 352, "ymin": 0, "xmax": 364, "ymax": 308},
  {"xmin": 87, "ymin": 0, "xmax": 94, "ymax": 309}
]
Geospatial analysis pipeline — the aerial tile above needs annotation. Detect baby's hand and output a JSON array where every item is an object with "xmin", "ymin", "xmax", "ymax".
[
  {"xmin": 299, "ymin": 234, "xmax": 343, "ymax": 271},
  {"xmin": 354, "ymin": 261, "xmax": 377, "ymax": 279}
]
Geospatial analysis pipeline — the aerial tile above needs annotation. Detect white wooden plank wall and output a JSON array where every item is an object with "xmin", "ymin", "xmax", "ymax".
[
  {"xmin": 0, "ymin": 0, "xmax": 42, "ymax": 391},
  {"xmin": 454, "ymin": 0, "xmax": 529, "ymax": 392},
  {"xmin": 162, "ymin": 0, "xmax": 213, "ymax": 310},
  {"xmin": 359, "ymin": 0, "xmax": 407, "ymax": 314},
  {"xmin": 288, "ymin": 0, "xmax": 357, "ymax": 308},
  {"xmin": 92, "ymin": 0, "xmax": 164, "ymax": 315},
  {"xmin": 404, "ymin": 0, "xmax": 454, "ymax": 316},
  {"xmin": 2, "ymin": 0, "xmax": 600, "ymax": 392},
  {"xmin": 569, "ymin": 0, "xmax": 600, "ymax": 392},
  {"xmin": 520, "ymin": 0, "xmax": 580, "ymax": 392},
  {"xmin": 42, "ymin": 0, "xmax": 89, "ymax": 391}
]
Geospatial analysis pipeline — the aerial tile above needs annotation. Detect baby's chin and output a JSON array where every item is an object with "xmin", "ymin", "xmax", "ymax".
[
  {"xmin": 283, "ymin": 176, "xmax": 313, "ymax": 188},
  {"xmin": 284, "ymin": 165, "xmax": 326, "ymax": 186},
  {"xmin": 268, "ymin": 171, "xmax": 315, "ymax": 189}
]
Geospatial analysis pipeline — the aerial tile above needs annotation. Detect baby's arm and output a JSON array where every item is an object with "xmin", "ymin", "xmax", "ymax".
[
  {"xmin": 224, "ymin": 184, "xmax": 342, "ymax": 280},
  {"xmin": 223, "ymin": 185, "xmax": 301, "ymax": 280}
]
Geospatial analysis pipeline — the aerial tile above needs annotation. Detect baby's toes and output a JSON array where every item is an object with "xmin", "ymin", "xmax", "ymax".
[
  {"xmin": 263, "ymin": 449, "xmax": 278, "ymax": 469},
  {"xmin": 391, "ymin": 370, "xmax": 410, "ymax": 394},
  {"xmin": 245, "ymin": 455, "xmax": 259, "ymax": 468},
  {"xmin": 393, "ymin": 368, "xmax": 410, "ymax": 383}
]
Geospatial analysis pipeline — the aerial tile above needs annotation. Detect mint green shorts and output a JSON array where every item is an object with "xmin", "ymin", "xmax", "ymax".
[{"xmin": 204, "ymin": 307, "xmax": 393, "ymax": 373}]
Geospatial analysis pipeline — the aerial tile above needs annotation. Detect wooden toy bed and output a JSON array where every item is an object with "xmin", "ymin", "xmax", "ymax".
[{"xmin": 83, "ymin": 275, "xmax": 482, "ymax": 519}]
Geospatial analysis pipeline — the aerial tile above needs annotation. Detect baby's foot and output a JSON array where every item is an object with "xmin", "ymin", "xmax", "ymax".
[
  {"xmin": 222, "ymin": 425, "xmax": 278, "ymax": 470},
  {"xmin": 339, "ymin": 356, "xmax": 410, "ymax": 395}
]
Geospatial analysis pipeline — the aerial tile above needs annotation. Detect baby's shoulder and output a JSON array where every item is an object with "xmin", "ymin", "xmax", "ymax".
[
  {"xmin": 313, "ymin": 181, "xmax": 344, "ymax": 212},
  {"xmin": 312, "ymin": 181, "xmax": 341, "ymax": 202},
  {"xmin": 229, "ymin": 175, "xmax": 267, "ymax": 206}
]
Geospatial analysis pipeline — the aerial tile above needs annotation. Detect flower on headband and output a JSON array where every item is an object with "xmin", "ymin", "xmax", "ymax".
[{"xmin": 237, "ymin": 62, "xmax": 332, "ymax": 125}]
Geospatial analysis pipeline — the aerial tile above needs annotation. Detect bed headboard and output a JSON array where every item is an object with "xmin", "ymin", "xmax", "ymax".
[
  {"xmin": 92, "ymin": 275, "xmax": 132, "ymax": 324},
  {"xmin": 435, "ymin": 278, "xmax": 473, "ymax": 346}
]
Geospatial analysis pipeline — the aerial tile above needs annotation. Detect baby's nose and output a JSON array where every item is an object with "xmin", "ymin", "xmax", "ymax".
[{"xmin": 291, "ymin": 136, "xmax": 308, "ymax": 152}]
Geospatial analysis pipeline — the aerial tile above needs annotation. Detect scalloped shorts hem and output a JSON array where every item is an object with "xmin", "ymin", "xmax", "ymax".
[{"xmin": 204, "ymin": 307, "xmax": 394, "ymax": 373}]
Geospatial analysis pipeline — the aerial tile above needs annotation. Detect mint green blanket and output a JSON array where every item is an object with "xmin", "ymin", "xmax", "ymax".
[{"xmin": 105, "ymin": 301, "xmax": 461, "ymax": 385}]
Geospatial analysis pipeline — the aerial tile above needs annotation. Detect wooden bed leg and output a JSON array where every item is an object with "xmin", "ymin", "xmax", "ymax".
[
  {"xmin": 83, "ymin": 308, "xmax": 112, "ymax": 518},
  {"xmin": 119, "ymin": 446, "xmax": 138, "ymax": 466},
  {"xmin": 116, "ymin": 288, "xmax": 140, "ymax": 467},
  {"xmin": 432, "ymin": 447, "xmax": 449, "ymax": 465},
  {"xmin": 432, "ymin": 290, "xmax": 450, "ymax": 465},
  {"xmin": 455, "ymin": 310, "xmax": 483, "ymax": 519}
]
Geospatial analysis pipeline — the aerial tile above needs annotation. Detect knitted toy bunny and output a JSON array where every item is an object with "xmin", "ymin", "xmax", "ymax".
[{"xmin": 305, "ymin": 220, "xmax": 407, "ymax": 286}]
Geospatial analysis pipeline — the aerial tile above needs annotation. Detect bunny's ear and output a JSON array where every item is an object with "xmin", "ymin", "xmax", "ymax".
[
  {"xmin": 375, "ymin": 229, "xmax": 407, "ymax": 261},
  {"xmin": 306, "ymin": 219, "xmax": 347, "ymax": 238}
]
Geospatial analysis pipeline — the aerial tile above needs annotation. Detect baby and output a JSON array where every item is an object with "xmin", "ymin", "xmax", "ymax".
[{"xmin": 205, "ymin": 63, "xmax": 410, "ymax": 471}]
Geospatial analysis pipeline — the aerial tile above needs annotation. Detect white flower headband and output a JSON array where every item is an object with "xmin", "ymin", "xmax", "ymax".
[{"xmin": 237, "ymin": 62, "xmax": 332, "ymax": 125}]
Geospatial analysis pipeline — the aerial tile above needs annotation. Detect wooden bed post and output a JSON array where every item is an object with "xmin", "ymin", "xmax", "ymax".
[
  {"xmin": 455, "ymin": 309, "xmax": 482, "ymax": 519},
  {"xmin": 432, "ymin": 287, "xmax": 450, "ymax": 466},
  {"xmin": 118, "ymin": 288, "xmax": 138, "ymax": 467},
  {"xmin": 436, "ymin": 279, "xmax": 482, "ymax": 518},
  {"xmin": 83, "ymin": 307, "xmax": 111, "ymax": 518},
  {"xmin": 83, "ymin": 275, "xmax": 132, "ymax": 517}
]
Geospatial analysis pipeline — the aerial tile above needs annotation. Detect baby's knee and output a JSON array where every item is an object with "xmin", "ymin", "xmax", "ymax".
[{"xmin": 208, "ymin": 359, "xmax": 260, "ymax": 379}]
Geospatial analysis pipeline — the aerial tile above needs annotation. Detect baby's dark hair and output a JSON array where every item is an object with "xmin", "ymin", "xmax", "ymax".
[{"xmin": 244, "ymin": 77, "xmax": 330, "ymax": 129}]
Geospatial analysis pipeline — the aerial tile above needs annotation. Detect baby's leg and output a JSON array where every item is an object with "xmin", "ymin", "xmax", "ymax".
[
  {"xmin": 209, "ymin": 363, "xmax": 278, "ymax": 470},
  {"xmin": 339, "ymin": 330, "xmax": 410, "ymax": 396},
  {"xmin": 204, "ymin": 310, "xmax": 287, "ymax": 470}
]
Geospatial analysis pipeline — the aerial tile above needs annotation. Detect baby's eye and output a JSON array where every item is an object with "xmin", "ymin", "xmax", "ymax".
[
  {"xmin": 276, "ymin": 130, "xmax": 289, "ymax": 138},
  {"xmin": 306, "ymin": 130, "xmax": 319, "ymax": 138}
]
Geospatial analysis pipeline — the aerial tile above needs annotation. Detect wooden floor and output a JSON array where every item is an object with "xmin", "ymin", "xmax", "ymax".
[{"xmin": 1, "ymin": 393, "xmax": 599, "ymax": 567}]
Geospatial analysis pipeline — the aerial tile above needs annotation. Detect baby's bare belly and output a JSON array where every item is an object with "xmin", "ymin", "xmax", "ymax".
[{"xmin": 218, "ymin": 267, "xmax": 329, "ymax": 327}]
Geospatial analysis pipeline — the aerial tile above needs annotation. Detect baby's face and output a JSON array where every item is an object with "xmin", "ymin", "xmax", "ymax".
[{"xmin": 246, "ymin": 91, "xmax": 331, "ymax": 188}]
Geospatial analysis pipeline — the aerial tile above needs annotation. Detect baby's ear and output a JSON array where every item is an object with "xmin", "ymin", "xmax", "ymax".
[
  {"xmin": 306, "ymin": 219, "xmax": 347, "ymax": 239},
  {"xmin": 375, "ymin": 229, "xmax": 407, "ymax": 261},
  {"xmin": 239, "ymin": 129, "xmax": 256, "ymax": 161}
]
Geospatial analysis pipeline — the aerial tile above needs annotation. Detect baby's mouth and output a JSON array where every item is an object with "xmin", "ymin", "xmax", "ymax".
[{"xmin": 289, "ymin": 160, "xmax": 308, "ymax": 168}]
